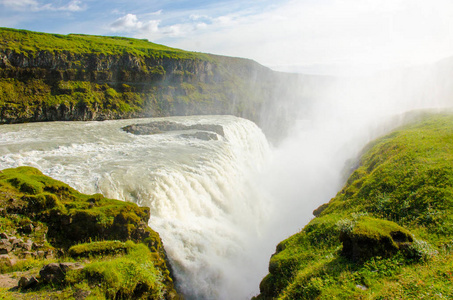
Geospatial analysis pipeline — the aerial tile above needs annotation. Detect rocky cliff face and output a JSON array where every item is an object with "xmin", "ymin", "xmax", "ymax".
[
  {"xmin": 0, "ymin": 44, "xmax": 271, "ymax": 124},
  {"xmin": 0, "ymin": 28, "xmax": 329, "ymax": 141}
]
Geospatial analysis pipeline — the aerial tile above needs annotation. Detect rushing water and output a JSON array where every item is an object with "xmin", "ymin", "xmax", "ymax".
[{"xmin": 0, "ymin": 115, "xmax": 273, "ymax": 299}]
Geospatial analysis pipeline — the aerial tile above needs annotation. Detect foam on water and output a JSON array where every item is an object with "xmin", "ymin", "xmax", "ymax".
[{"xmin": 0, "ymin": 115, "xmax": 272, "ymax": 299}]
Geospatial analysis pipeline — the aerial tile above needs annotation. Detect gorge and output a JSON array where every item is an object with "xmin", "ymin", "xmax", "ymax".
[{"xmin": 1, "ymin": 27, "xmax": 453, "ymax": 299}]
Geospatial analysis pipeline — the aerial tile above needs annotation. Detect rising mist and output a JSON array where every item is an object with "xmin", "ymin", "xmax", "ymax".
[{"xmin": 244, "ymin": 56, "xmax": 453, "ymax": 297}]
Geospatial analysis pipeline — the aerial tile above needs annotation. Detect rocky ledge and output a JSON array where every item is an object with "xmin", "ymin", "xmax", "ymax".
[
  {"xmin": 0, "ymin": 166, "xmax": 181, "ymax": 299},
  {"xmin": 123, "ymin": 120, "xmax": 225, "ymax": 141}
]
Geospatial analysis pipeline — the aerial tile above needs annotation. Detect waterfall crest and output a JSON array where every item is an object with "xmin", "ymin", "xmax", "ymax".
[{"xmin": 0, "ymin": 115, "xmax": 272, "ymax": 299}]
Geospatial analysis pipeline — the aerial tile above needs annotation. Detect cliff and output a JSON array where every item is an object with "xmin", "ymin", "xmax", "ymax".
[
  {"xmin": 254, "ymin": 113, "xmax": 453, "ymax": 299},
  {"xmin": 0, "ymin": 166, "xmax": 181, "ymax": 299},
  {"xmin": 0, "ymin": 27, "xmax": 322, "ymax": 140}
]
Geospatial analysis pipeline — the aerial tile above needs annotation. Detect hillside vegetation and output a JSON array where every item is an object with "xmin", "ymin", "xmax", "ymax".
[
  {"xmin": 255, "ymin": 113, "xmax": 453, "ymax": 299},
  {"xmin": 0, "ymin": 166, "xmax": 180, "ymax": 299},
  {"xmin": 0, "ymin": 28, "xmax": 206, "ymax": 59}
]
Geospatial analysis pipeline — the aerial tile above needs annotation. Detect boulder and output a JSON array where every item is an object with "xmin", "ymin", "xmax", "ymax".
[
  {"xmin": 18, "ymin": 276, "xmax": 38, "ymax": 289},
  {"xmin": 39, "ymin": 263, "xmax": 66, "ymax": 285},
  {"xmin": 39, "ymin": 262, "xmax": 84, "ymax": 285},
  {"xmin": 340, "ymin": 216, "xmax": 413, "ymax": 262}
]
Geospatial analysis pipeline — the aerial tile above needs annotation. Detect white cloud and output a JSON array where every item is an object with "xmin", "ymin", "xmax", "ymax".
[
  {"xmin": 0, "ymin": 0, "xmax": 39, "ymax": 10},
  {"xmin": 157, "ymin": 0, "xmax": 453, "ymax": 73},
  {"xmin": 0, "ymin": 0, "xmax": 85, "ymax": 12},
  {"xmin": 104, "ymin": 0, "xmax": 453, "ymax": 74},
  {"xmin": 110, "ymin": 13, "xmax": 160, "ymax": 33}
]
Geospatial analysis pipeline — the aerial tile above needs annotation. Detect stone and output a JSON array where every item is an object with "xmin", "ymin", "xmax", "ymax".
[
  {"xmin": 356, "ymin": 284, "xmax": 368, "ymax": 291},
  {"xmin": 18, "ymin": 276, "xmax": 38, "ymax": 289},
  {"xmin": 45, "ymin": 250, "xmax": 55, "ymax": 259},
  {"xmin": 0, "ymin": 233, "xmax": 8, "ymax": 239},
  {"xmin": 39, "ymin": 262, "xmax": 84, "ymax": 285},
  {"xmin": 20, "ymin": 240, "xmax": 33, "ymax": 251},
  {"xmin": 36, "ymin": 250, "xmax": 45, "ymax": 258},
  {"xmin": 33, "ymin": 242, "xmax": 43, "ymax": 249},
  {"xmin": 60, "ymin": 262, "xmax": 84, "ymax": 272},
  {"xmin": 0, "ymin": 239, "xmax": 12, "ymax": 254},
  {"xmin": 39, "ymin": 263, "xmax": 66, "ymax": 285},
  {"xmin": 0, "ymin": 254, "xmax": 17, "ymax": 267},
  {"xmin": 9, "ymin": 238, "xmax": 23, "ymax": 248},
  {"xmin": 73, "ymin": 288, "xmax": 91, "ymax": 300}
]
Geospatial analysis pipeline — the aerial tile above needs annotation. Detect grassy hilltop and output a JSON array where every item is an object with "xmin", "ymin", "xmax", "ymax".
[
  {"xmin": 255, "ymin": 113, "xmax": 453, "ymax": 299},
  {"xmin": 0, "ymin": 27, "xmax": 206, "ymax": 59},
  {"xmin": 0, "ymin": 166, "xmax": 180, "ymax": 299}
]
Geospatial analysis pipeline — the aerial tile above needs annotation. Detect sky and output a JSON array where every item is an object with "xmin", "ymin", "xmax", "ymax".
[{"xmin": 1, "ymin": 0, "xmax": 453, "ymax": 75}]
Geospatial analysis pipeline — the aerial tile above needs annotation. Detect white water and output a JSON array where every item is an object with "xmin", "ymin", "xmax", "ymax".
[{"xmin": 0, "ymin": 115, "xmax": 272, "ymax": 299}]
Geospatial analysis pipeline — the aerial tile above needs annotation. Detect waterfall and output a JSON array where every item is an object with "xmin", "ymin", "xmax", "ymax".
[{"xmin": 0, "ymin": 115, "xmax": 272, "ymax": 299}]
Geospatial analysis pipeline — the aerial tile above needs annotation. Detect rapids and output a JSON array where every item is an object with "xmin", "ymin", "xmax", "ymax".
[{"xmin": 0, "ymin": 115, "xmax": 273, "ymax": 299}]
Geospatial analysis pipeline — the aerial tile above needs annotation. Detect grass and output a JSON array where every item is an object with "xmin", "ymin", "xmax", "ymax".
[
  {"xmin": 66, "ymin": 242, "xmax": 166, "ymax": 300},
  {"xmin": 0, "ymin": 27, "xmax": 208, "ymax": 61},
  {"xmin": 255, "ymin": 113, "xmax": 453, "ymax": 299}
]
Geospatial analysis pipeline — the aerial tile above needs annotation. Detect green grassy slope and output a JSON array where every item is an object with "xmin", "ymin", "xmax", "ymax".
[
  {"xmin": 0, "ymin": 166, "xmax": 180, "ymax": 299},
  {"xmin": 0, "ymin": 27, "xmax": 207, "ymax": 59},
  {"xmin": 255, "ymin": 113, "xmax": 453, "ymax": 299}
]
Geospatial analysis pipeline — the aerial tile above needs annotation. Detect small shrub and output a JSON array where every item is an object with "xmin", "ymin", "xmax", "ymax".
[
  {"xmin": 336, "ymin": 218, "xmax": 355, "ymax": 234},
  {"xmin": 406, "ymin": 238, "xmax": 438, "ymax": 261}
]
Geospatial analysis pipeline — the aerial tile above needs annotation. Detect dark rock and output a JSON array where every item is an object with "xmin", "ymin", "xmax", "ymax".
[
  {"xmin": 39, "ymin": 262, "xmax": 84, "ymax": 285},
  {"xmin": 122, "ymin": 121, "xmax": 225, "ymax": 137},
  {"xmin": 39, "ymin": 263, "xmax": 66, "ymax": 285},
  {"xmin": 313, "ymin": 203, "xmax": 329, "ymax": 217},
  {"xmin": 18, "ymin": 276, "xmax": 38, "ymax": 289},
  {"xmin": 20, "ymin": 224, "xmax": 34, "ymax": 234},
  {"xmin": 0, "ymin": 233, "xmax": 8, "ymax": 239}
]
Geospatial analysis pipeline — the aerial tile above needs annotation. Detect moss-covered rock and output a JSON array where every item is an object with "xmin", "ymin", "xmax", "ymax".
[{"xmin": 339, "ymin": 216, "xmax": 413, "ymax": 262}]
